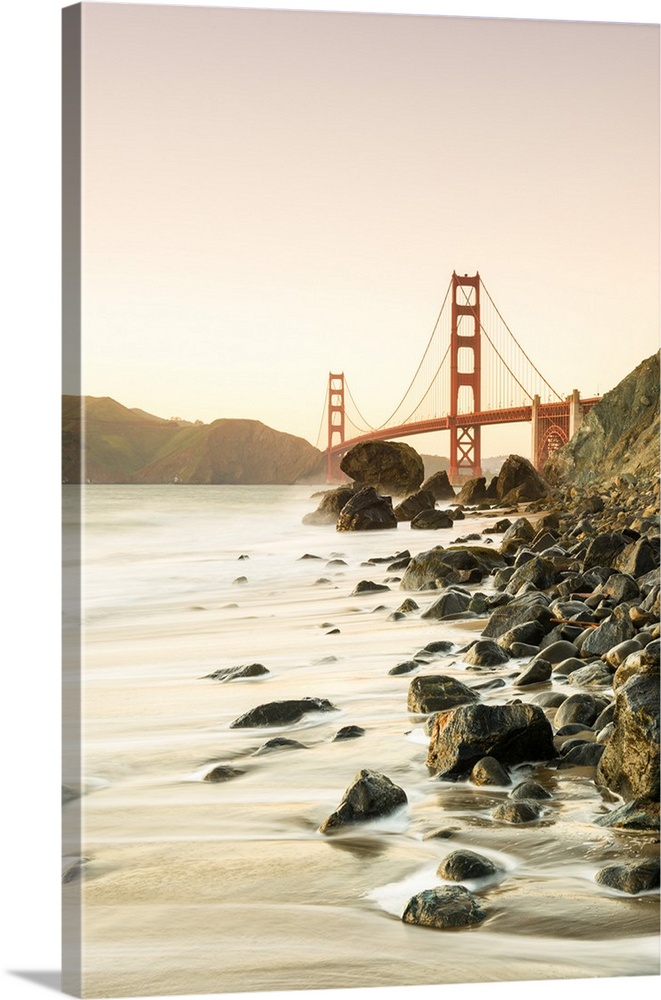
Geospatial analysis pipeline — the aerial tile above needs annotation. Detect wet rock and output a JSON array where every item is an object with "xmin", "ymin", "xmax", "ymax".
[
  {"xmin": 408, "ymin": 675, "xmax": 479, "ymax": 714},
  {"xmin": 415, "ymin": 640, "xmax": 455, "ymax": 659},
  {"xmin": 421, "ymin": 588, "xmax": 471, "ymax": 620},
  {"xmin": 509, "ymin": 779, "xmax": 552, "ymax": 801},
  {"xmin": 455, "ymin": 477, "xmax": 489, "ymax": 505},
  {"xmin": 505, "ymin": 556, "xmax": 556, "ymax": 595},
  {"xmin": 579, "ymin": 606, "xmax": 636, "ymax": 657},
  {"xmin": 482, "ymin": 599, "xmax": 554, "ymax": 639},
  {"xmin": 492, "ymin": 800, "xmax": 544, "ymax": 823},
  {"xmin": 595, "ymin": 797, "xmax": 659, "ymax": 831},
  {"xmin": 603, "ymin": 638, "xmax": 643, "ymax": 669},
  {"xmin": 411, "ymin": 509, "xmax": 454, "ymax": 530},
  {"xmin": 595, "ymin": 859, "xmax": 660, "ymax": 895},
  {"xmin": 336, "ymin": 487, "xmax": 398, "ymax": 532},
  {"xmin": 463, "ymin": 640, "xmax": 510, "ymax": 667},
  {"xmin": 319, "ymin": 768, "xmax": 407, "ymax": 834},
  {"xmin": 427, "ymin": 702, "xmax": 554, "ymax": 779},
  {"xmin": 230, "ymin": 697, "xmax": 337, "ymax": 728},
  {"xmin": 437, "ymin": 850, "xmax": 499, "ymax": 881},
  {"xmin": 612, "ymin": 641, "xmax": 660, "ymax": 689},
  {"xmin": 352, "ymin": 580, "xmax": 391, "ymax": 595},
  {"xmin": 389, "ymin": 660, "xmax": 420, "ymax": 676},
  {"xmin": 510, "ymin": 641, "xmax": 542, "ymax": 658},
  {"xmin": 553, "ymin": 693, "xmax": 604, "ymax": 729},
  {"xmin": 203, "ymin": 765, "xmax": 245, "ymax": 782},
  {"xmin": 340, "ymin": 441, "xmax": 424, "ymax": 497},
  {"xmin": 254, "ymin": 737, "xmax": 306, "ymax": 754},
  {"xmin": 583, "ymin": 532, "xmax": 629, "ymax": 570},
  {"xmin": 500, "ymin": 517, "xmax": 536, "ymax": 555},
  {"xmin": 514, "ymin": 657, "xmax": 552, "ymax": 686},
  {"xmin": 303, "ymin": 486, "xmax": 356, "ymax": 525},
  {"xmin": 596, "ymin": 672, "xmax": 660, "ymax": 802},
  {"xmin": 552, "ymin": 657, "xmax": 586, "ymax": 677},
  {"xmin": 397, "ymin": 598, "xmax": 419, "ymax": 613},
  {"xmin": 556, "ymin": 742, "xmax": 605, "ymax": 768},
  {"xmin": 599, "ymin": 572, "xmax": 640, "ymax": 604},
  {"xmin": 532, "ymin": 691, "xmax": 568, "ymax": 708},
  {"xmin": 233, "ymin": 576, "xmax": 248, "ymax": 585},
  {"xmin": 614, "ymin": 536, "xmax": 660, "ymax": 578},
  {"xmin": 567, "ymin": 663, "xmax": 614, "ymax": 688},
  {"xmin": 204, "ymin": 663, "xmax": 269, "ymax": 682},
  {"xmin": 401, "ymin": 885, "xmax": 488, "ymax": 929},
  {"xmin": 538, "ymin": 640, "xmax": 580, "ymax": 664},
  {"xmin": 420, "ymin": 470, "xmax": 456, "ymax": 500},
  {"xmin": 400, "ymin": 545, "xmax": 505, "ymax": 590},
  {"xmin": 470, "ymin": 756, "xmax": 511, "ymax": 786},
  {"xmin": 394, "ymin": 489, "xmax": 436, "ymax": 522},
  {"xmin": 333, "ymin": 725, "xmax": 366, "ymax": 741}
]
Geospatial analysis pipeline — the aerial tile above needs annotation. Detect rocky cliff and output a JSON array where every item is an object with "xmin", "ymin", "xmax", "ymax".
[
  {"xmin": 62, "ymin": 396, "xmax": 325, "ymax": 484},
  {"xmin": 545, "ymin": 351, "xmax": 660, "ymax": 486}
]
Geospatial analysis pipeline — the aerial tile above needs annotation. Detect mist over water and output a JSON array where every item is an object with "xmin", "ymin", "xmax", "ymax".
[{"xmin": 63, "ymin": 485, "xmax": 659, "ymax": 998}]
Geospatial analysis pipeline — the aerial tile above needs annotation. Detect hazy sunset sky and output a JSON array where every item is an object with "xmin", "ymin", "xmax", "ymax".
[{"xmin": 74, "ymin": 1, "xmax": 659, "ymax": 457}]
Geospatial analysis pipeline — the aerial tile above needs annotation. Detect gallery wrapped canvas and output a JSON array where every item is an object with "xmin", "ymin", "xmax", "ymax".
[{"xmin": 61, "ymin": 2, "xmax": 659, "ymax": 999}]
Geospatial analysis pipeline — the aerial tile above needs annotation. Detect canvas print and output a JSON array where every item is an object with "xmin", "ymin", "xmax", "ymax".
[{"xmin": 62, "ymin": 3, "xmax": 660, "ymax": 998}]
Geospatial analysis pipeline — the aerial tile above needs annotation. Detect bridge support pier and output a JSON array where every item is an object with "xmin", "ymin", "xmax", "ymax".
[{"xmin": 568, "ymin": 388, "xmax": 583, "ymax": 438}]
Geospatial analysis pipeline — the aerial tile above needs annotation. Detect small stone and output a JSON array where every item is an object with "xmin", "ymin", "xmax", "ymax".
[
  {"xmin": 203, "ymin": 765, "xmax": 245, "ymax": 782},
  {"xmin": 470, "ymin": 756, "xmax": 510, "ymax": 786},
  {"xmin": 332, "ymin": 725, "xmax": 366, "ymax": 741},
  {"xmin": 492, "ymin": 800, "xmax": 543, "ymax": 823},
  {"xmin": 437, "ymin": 850, "xmax": 498, "ymax": 881},
  {"xmin": 515, "ymin": 658, "xmax": 552, "ymax": 687},
  {"xmin": 401, "ymin": 885, "xmax": 488, "ymax": 929},
  {"xmin": 509, "ymin": 780, "xmax": 552, "ymax": 801},
  {"xmin": 319, "ymin": 768, "xmax": 408, "ymax": 834},
  {"xmin": 595, "ymin": 859, "xmax": 660, "ymax": 895}
]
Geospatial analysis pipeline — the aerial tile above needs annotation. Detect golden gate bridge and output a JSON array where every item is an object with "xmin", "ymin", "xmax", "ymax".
[{"xmin": 317, "ymin": 271, "xmax": 600, "ymax": 484}]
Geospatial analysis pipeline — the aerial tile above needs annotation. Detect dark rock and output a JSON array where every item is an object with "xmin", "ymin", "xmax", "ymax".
[
  {"xmin": 426, "ymin": 701, "xmax": 555, "ymax": 778},
  {"xmin": 552, "ymin": 657, "xmax": 585, "ymax": 677},
  {"xmin": 333, "ymin": 725, "xmax": 366, "ymax": 741},
  {"xmin": 596, "ymin": 672, "xmax": 660, "ymax": 802},
  {"xmin": 500, "ymin": 517, "xmax": 536, "ymax": 555},
  {"xmin": 421, "ymin": 470, "xmax": 456, "ymax": 500},
  {"xmin": 492, "ymin": 800, "xmax": 544, "ymax": 823},
  {"xmin": 408, "ymin": 675, "xmax": 479, "ymax": 714},
  {"xmin": 203, "ymin": 663, "xmax": 269, "ymax": 682},
  {"xmin": 421, "ymin": 589, "xmax": 471, "ymax": 620},
  {"xmin": 336, "ymin": 487, "xmax": 398, "ymax": 532},
  {"xmin": 389, "ymin": 660, "xmax": 420, "ymax": 676},
  {"xmin": 579, "ymin": 606, "xmax": 636, "ymax": 657},
  {"xmin": 463, "ymin": 640, "xmax": 510, "ymax": 667},
  {"xmin": 319, "ymin": 768, "xmax": 407, "ymax": 834},
  {"xmin": 603, "ymin": 638, "xmax": 643, "ymax": 668},
  {"xmin": 394, "ymin": 490, "xmax": 436, "ymax": 522},
  {"xmin": 203, "ymin": 765, "xmax": 245, "ymax": 782},
  {"xmin": 595, "ymin": 859, "xmax": 660, "ymax": 895},
  {"xmin": 397, "ymin": 598, "xmax": 419, "ymax": 613},
  {"xmin": 401, "ymin": 885, "xmax": 488, "ymax": 929},
  {"xmin": 496, "ymin": 454, "xmax": 549, "ymax": 501},
  {"xmin": 556, "ymin": 742, "xmax": 605, "ymax": 768},
  {"xmin": 583, "ymin": 532, "xmax": 629, "ymax": 570},
  {"xmin": 352, "ymin": 580, "xmax": 391, "ymax": 595},
  {"xmin": 600, "ymin": 572, "xmax": 640, "ymax": 604},
  {"xmin": 595, "ymin": 797, "xmax": 659, "ymax": 831},
  {"xmin": 230, "ymin": 697, "xmax": 337, "ymax": 728},
  {"xmin": 567, "ymin": 663, "xmax": 614, "ymax": 688},
  {"xmin": 470, "ymin": 756, "xmax": 511, "ymax": 786},
  {"xmin": 454, "ymin": 477, "xmax": 489, "ymax": 505},
  {"xmin": 553, "ymin": 693, "xmax": 603, "ymax": 729},
  {"xmin": 437, "ymin": 850, "xmax": 499, "ymax": 881},
  {"xmin": 505, "ymin": 556, "xmax": 556, "ymax": 595},
  {"xmin": 415, "ymin": 640, "xmax": 454, "ymax": 658},
  {"xmin": 400, "ymin": 545, "xmax": 506, "ymax": 590},
  {"xmin": 233, "ymin": 576, "xmax": 248, "ymax": 585},
  {"xmin": 303, "ymin": 485, "xmax": 356, "ymax": 525},
  {"xmin": 482, "ymin": 599, "xmax": 554, "ymax": 639},
  {"xmin": 537, "ymin": 640, "xmax": 580, "ymax": 664},
  {"xmin": 532, "ymin": 691, "xmax": 568, "ymax": 708},
  {"xmin": 340, "ymin": 441, "xmax": 424, "ymax": 496},
  {"xmin": 254, "ymin": 737, "xmax": 306, "ymax": 754},
  {"xmin": 411, "ymin": 509, "xmax": 454, "ymax": 530},
  {"xmin": 509, "ymin": 780, "xmax": 552, "ymax": 801},
  {"xmin": 614, "ymin": 536, "xmax": 660, "ymax": 578},
  {"xmin": 514, "ymin": 658, "xmax": 552, "ymax": 687}
]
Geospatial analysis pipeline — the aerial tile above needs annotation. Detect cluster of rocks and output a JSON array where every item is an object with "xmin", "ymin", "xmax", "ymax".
[{"xmin": 303, "ymin": 440, "xmax": 549, "ymax": 531}]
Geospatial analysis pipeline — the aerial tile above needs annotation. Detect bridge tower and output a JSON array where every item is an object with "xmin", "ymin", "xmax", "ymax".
[
  {"xmin": 449, "ymin": 271, "xmax": 482, "ymax": 482},
  {"xmin": 326, "ymin": 372, "xmax": 346, "ymax": 482}
]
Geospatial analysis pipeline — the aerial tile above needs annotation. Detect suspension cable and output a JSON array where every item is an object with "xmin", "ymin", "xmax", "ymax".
[
  {"xmin": 315, "ymin": 383, "xmax": 329, "ymax": 450},
  {"xmin": 395, "ymin": 341, "xmax": 452, "ymax": 426},
  {"xmin": 343, "ymin": 378, "xmax": 373, "ymax": 434},
  {"xmin": 479, "ymin": 278, "xmax": 563, "ymax": 400}
]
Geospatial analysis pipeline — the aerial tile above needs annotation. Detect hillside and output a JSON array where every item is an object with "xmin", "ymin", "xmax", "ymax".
[
  {"xmin": 62, "ymin": 396, "xmax": 325, "ymax": 484},
  {"xmin": 545, "ymin": 351, "xmax": 660, "ymax": 485}
]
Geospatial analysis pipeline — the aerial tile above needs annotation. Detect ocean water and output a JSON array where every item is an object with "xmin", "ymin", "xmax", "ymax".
[{"xmin": 62, "ymin": 485, "xmax": 660, "ymax": 998}]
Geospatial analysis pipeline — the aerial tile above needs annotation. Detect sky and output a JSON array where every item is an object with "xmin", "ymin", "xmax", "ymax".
[
  {"xmin": 70, "ymin": 1, "xmax": 660, "ymax": 458},
  {"xmin": 1, "ymin": 5, "xmax": 660, "ymax": 1000}
]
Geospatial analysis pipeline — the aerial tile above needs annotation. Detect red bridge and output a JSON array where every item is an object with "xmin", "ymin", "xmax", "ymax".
[{"xmin": 319, "ymin": 272, "xmax": 599, "ymax": 484}]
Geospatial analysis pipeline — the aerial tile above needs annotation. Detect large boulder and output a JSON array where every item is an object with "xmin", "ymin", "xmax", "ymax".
[
  {"xmin": 336, "ymin": 487, "xmax": 398, "ymax": 531},
  {"xmin": 421, "ymin": 470, "xmax": 456, "ymax": 500},
  {"xmin": 407, "ymin": 675, "xmax": 479, "ymax": 714},
  {"xmin": 319, "ymin": 769, "xmax": 407, "ymax": 834},
  {"xmin": 402, "ymin": 886, "xmax": 488, "ymax": 929},
  {"xmin": 401, "ymin": 546, "xmax": 506, "ymax": 590},
  {"xmin": 393, "ymin": 489, "xmax": 436, "ymax": 522},
  {"xmin": 454, "ymin": 477, "xmax": 488, "ymax": 505},
  {"xmin": 427, "ymin": 702, "xmax": 555, "ymax": 779},
  {"xmin": 596, "ymin": 673, "xmax": 660, "ymax": 802},
  {"xmin": 340, "ymin": 441, "xmax": 424, "ymax": 496},
  {"xmin": 302, "ymin": 485, "xmax": 355, "ymax": 525},
  {"xmin": 495, "ymin": 455, "xmax": 549, "ymax": 501}
]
